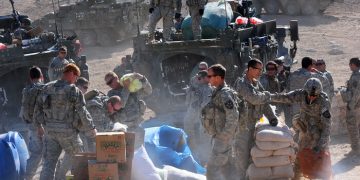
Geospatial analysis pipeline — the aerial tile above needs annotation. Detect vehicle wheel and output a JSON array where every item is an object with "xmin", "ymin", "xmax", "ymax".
[
  {"xmin": 301, "ymin": 0, "xmax": 319, "ymax": 15},
  {"xmin": 264, "ymin": 0, "xmax": 280, "ymax": 14},
  {"xmin": 283, "ymin": 0, "xmax": 301, "ymax": 15},
  {"xmin": 77, "ymin": 30, "xmax": 97, "ymax": 46}
]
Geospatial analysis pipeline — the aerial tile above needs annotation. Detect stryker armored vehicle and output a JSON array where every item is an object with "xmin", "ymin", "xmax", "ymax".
[
  {"xmin": 253, "ymin": 0, "xmax": 334, "ymax": 15},
  {"xmin": 33, "ymin": 0, "xmax": 150, "ymax": 46},
  {"xmin": 0, "ymin": 0, "xmax": 82, "ymax": 132},
  {"xmin": 130, "ymin": 20, "xmax": 298, "ymax": 114},
  {"xmin": 125, "ymin": 1, "xmax": 299, "ymax": 115}
]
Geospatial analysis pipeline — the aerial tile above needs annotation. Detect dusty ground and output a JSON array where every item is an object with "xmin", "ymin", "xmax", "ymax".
[{"xmin": 2, "ymin": 0, "xmax": 360, "ymax": 179}]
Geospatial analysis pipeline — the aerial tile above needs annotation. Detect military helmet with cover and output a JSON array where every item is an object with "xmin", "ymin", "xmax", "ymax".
[{"xmin": 304, "ymin": 78, "xmax": 323, "ymax": 96}]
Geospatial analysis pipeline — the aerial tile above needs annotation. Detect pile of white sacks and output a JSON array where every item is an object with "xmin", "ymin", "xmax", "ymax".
[{"xmin": 247, "ymin": 122, "xmax": 296, "ymax": 180}]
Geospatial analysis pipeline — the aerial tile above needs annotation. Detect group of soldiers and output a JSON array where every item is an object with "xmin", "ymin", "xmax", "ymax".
[
  {"xmin": 19, "ymin": 46, "xmax": 152, "ymax": 179},
  {"xmin": 184, "ymin": 57, "xmax": 360, "ymax": 179}
]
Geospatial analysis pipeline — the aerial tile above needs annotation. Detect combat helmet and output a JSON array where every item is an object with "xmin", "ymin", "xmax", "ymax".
[{"xmin": 304, "ymin": 78, "xmax": 323, "ymax": 96}]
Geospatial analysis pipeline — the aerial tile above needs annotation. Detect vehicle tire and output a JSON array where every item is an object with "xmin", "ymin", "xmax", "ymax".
[{"xmin": 264, "ymin": 0, "xmax": 280, "ymax": 14}]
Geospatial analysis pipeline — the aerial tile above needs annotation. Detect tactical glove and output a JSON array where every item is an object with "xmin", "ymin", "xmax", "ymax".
[
  {"xmin": 199, "ymin": 9, "xmax": 204, "ymax": 16},
  {"xmin": 269, "ymin": 118, "xmax": 278, "ymax": 127},
  {"xmin": 175, "ymin": 13, "xmax": 181, "ymax": 19},
  {"xmin": 149, "ymin": 8, "xmax": 154, "ymax": 14}
]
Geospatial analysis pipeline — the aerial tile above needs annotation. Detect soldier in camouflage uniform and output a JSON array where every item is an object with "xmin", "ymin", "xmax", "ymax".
[
  {"xmin": 235, "ymin": 59, "xmax": 278, "ymax": 133},
  {"xmin": 186, "ymin": 0, "xmax": 207, "ymax": 40},
  {"xmin": 184, "ymin": 70, "xmax": 213, "ymax": 164},
  {"xmin": 48, "ymin": 46, "xmax": 75, "ymax": 81},
  {"xmin": 286, "ymin": 57, "xmax": 331, "ymax": 127},
  {"xmin": 339, "ymin": 58, "xmax": 360, "ymax": 156},
  {"xmin": 315, "ymin": 59, "xmax": 335, "ymax": 102},
  {"xmin": 75, "ymin": 77, "xmax": 89, "ymax": 94},
  {"xmin": 270, "ymin": 78, "xmax": 332, "ymax": 178},
  {"xmin": 201, "ymin": 64, "xmax": 240, "ymax": 180},
  {"xmin": 34, "ymin": 64, "xmax": 97, "ymax": 180},
  {"xmin": 83, "ymin": 96, "xmax": 123, "ymax": 152},
  {"xmin": 234, "ymin": 59, "xmax": 278, "ymax": 179},
  {"xmin": 260, "ymin": 61, "xmax": 281, "ymax": 115},
  {"xmin": 20, "ymin": 66, "xmax": 45, "ymax": 179},
  {"xmin": 113, "ymin": 55, "xmax": 133, "ymax": 78},
  {"xmin": 105, "ymin": 72, "xmax": 152, "ymax": 147},
  {"xmin": 73, "ymin": 40, "xmax": 89, "ymax": 80},
  {"xmin": 148, "ymin": 0, "xmax": 182, "ymax": 41}
]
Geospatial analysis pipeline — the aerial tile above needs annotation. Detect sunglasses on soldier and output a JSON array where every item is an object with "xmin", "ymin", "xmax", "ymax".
[{"xmin": 106, "ymin": 78, "xmax": 114, "ymax": 85}]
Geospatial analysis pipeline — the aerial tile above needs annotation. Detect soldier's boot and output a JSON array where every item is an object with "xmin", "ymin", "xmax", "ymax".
[{"xmin": 346, "ymin": 117, "xmax": 360, "ymax": 156}]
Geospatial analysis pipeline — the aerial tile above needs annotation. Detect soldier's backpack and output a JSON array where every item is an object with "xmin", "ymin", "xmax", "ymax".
[{"xmin": 201, "ymin": 86, "xmax": 246, "ymax": 136}]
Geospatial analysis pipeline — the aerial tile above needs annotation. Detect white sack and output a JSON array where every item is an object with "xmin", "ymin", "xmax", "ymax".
[
  {"xmin": 253, "ymin": 155, "xmax": 291, "ymax": 168},
  {"xmin": 247, "ymin": 163, "xmax": 272, "ymax": 180},
  {"xmin": 251, "ymin": 145, "xmax": 273, "ymax": 158},
  {"xmin": 256, "ymin": 129, "xmax": 293, "ymax": 142},
  {"xmin": 256, "ymin": 141, "xmax": 291, "ymax": 151},
  {"xmin": 132, "ymin": 146, "xmax": 162, "ymax": 180},
  {"xmin": 164, "ymin": 165, "xmax": 206, "ymax": 180}
]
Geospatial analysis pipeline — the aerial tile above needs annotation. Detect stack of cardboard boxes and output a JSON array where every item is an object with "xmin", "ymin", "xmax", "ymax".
[{"xmin": 72, "ymin": 132, "xmax": 135, "ymax": 180}]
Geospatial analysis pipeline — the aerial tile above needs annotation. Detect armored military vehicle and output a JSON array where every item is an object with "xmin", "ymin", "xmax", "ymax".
[
  {"xmin": 0, "ymin": 1, "xmax": 82, "ymax": 133},
  {"xmin": 33, "ymin": 0, "xmax": 149, "ymax": 46},
  {"xmin": 130, "ymin": 19, "xmax": 298, "ymax": 114},
  {"xmin": 253, "ymin": 0, "xmax": 334, "ymax": 15}
]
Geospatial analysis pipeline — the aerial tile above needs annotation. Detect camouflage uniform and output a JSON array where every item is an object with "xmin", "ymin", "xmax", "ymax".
[
  {"xmin": 235, "ymin": 77, "xmax": 276, "ymax": 134},
  {"xmin": 48, "ymin": 57, "xmax": 75, "ymax": 81},
  {"xmin": 201, "ymin": 83, "xmax": 240, "ymax": 180},
  {"xmin": 287, "ymin": 68, "xmax": 331, "ymax": 126},
  {"xmin": 20, "ymin": 81, "xmax": 45, "ymax": 179},
  {"xmin": 234, "ymin": 77, "xmax": 275, "ymax": 179},
  {"xmin": 184, "ymin": 83, "xmax": 212, "ymax": 163},
  {"xmin": 82, "ymin": 95, "xmax": 113, "ymax": 152},
  {"xmin": 149, "ymin": 0, "xmax": 182, "ymax": 40},
  {"xmin": 74, "ymin": 56, "xmax": 89, "ymax": 80},
  {"xmin": 260, "ymin": 74, "xmax": 281, "ymax": 115},
  {"xmin": 108, "ymin": 76, "xmax": 152, "ymax": 147},
  {"xmin": 186, "ymin": 0, "xmax": 207, "ymax": 39},
  {"xmin": 271, "ymin": 79, "xmax": 331, "ymax": 178},
  {"xmin": 340, "ymin": 69, "xmax": 360, "ymax": 152},
  {"xmin": 34, "ymin": 80, "xmax": 95, "ymax": 180},
  {"xmin": 323, "ymin": 70, "xmax": 335, "ymax": 102}
]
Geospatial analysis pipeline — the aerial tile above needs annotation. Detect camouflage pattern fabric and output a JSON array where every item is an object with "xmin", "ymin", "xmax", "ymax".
[
  {"xmin": 186, "ymin": 0, "xmax": 207, "ymax": 39},
  {"xmin": 20, "ymin": 82, "xmax": 45, "ymax": 179},
  {"xmin": 287, "ymin": 68, "xmax": 331, "ymax": 126},
  {"xmin": 340, "ymin": 70, "xmax": 360, "ymax": 151},
  {"xmin": 271, "ymin": 90, "xmax": 331, "ymax": 151},
  {"xmin": 260, "ymin": 74, "xmax": 282, "ymax": 116},
  {"xmin": 34, "ymin": 80, "xmax": 95, "ymax": 180},
  {"xmin": 48, "ymin": 57, "xmax": 75, "ymax": 81},
  {"xmin": 323, "ymin": 70, "xmax": 335, "ymax": 102},
  {"xmin": 202, "ymin": 83, "xmax": 239, "ymax": 180},
  {"xmin": 149, "ymin": 0, "xmax": 182, "ymax": 40},
  {"xmin": 184, "ymin": 83, "xmax": 212, "ymax": 163}
]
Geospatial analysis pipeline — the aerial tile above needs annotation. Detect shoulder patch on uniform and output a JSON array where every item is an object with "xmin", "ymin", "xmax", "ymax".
[{"xmin": 225, "ymin": 100, "xmax": 234, "ymax": 109}]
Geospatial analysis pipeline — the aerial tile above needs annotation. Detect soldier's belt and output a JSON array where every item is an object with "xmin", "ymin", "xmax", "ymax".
[{"xmin": 45, "ymin": 122, "xmax": 74, "ymax": 132}]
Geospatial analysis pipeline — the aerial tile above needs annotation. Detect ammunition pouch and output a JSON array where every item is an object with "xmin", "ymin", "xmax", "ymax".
[{"xmin": 201, "ymin": 102, "xmax": 217, "ymax": 136}]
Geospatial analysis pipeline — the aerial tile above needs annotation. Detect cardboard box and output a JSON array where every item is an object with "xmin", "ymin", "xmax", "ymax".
[
  {"xmin": 96, "ymin": 132, "xmax": 126, "ymax": 163},
  {"xmin": 117, "ymin": 132, "xmax": 135, "ymax": 180},
  {"xmin": 88, "ymin": 160, "xmax": 119, "ymax": 180},
  {"xmin": 72, "ymin": 153, "xmax": 96, "ymax": 180}
]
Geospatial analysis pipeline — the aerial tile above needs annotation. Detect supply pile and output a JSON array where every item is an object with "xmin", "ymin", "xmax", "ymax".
[
  {"xmin": 247, "ymin": 123, "xmax": 296, "ymax": 180},
  {"xmin": 72, "ymin": 132, "xmax": 135, "ymax": 180}
]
